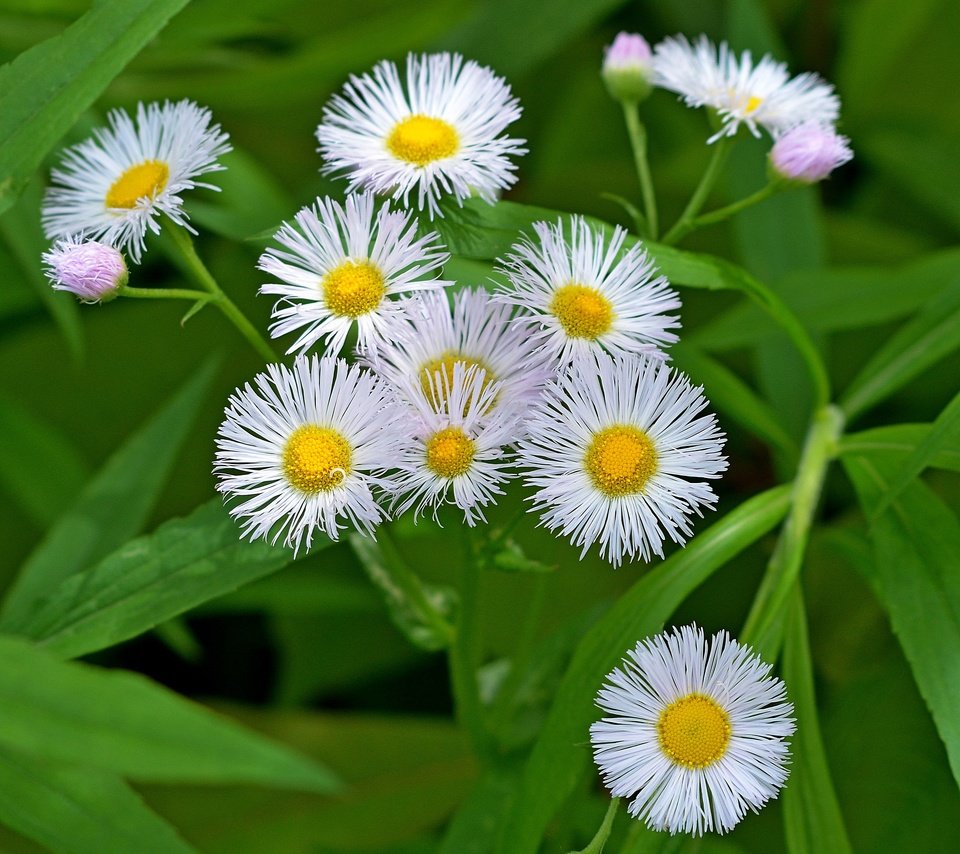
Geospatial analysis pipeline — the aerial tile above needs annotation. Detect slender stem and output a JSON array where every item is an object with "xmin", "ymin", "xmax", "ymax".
[
  {"xmin": 690, "ymin": 181, "xmax": 782, "ymax": 228},
  {"xmin": 741, "ymin": 405, "xmax": 845, "ymax": 657},
  {"xmin": 662, "ymin": 137, "xmax": 732, "ymax": 245},
  {"xmin": 118, "ymin": 285, "xmax": 215, "ymax": 303},
  {"xmin": 570, "ymin": 798, "xmax": 620, "ymax": 854},
  {"xmin": 165, "ymin": 224, "xmax": 278, "ymax": 363},
  {"xmin": 622, "ymin": 102, "xmax": 658, "ymax": 239}
]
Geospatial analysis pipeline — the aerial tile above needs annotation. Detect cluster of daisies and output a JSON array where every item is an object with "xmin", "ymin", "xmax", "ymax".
[{"xmin": 32, "ymin": 30, "xmax": 843, "ymax": 837}]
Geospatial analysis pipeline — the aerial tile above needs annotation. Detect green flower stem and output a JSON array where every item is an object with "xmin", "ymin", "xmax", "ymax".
[
  {"xmin": 165, "ymin": 224, "xmax": 278, "ymax": 363},
  {"xmin": 570, "ymin": 798, "xmax": 620, "ymax": 854},
  {"xmin": 688, "ymin": 181, "xmax": 783, "ymax": 229},
  {"xmin": 741, "ymin": 405, "xmax": 845, "ymax": 657},
  {"xmin": 118, "ymin": 285, "xmax": 216, "ymax": 303},
  {"xmin": 662, "ymin": 136, "xmax": 732, "ymax": 245},
  {"xmin": 622, "ymin": 101, "xmax": 658, "ymax": 239}
]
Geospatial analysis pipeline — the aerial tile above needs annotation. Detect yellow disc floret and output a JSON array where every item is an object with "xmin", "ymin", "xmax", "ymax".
[
  {"xmin": 322, "ymin": 260, "xmax": 386, "ymax": 318},
  {"xmin": 387, "ymin": 115, "xmax": 460, "ymax": 166},
  {"xmin": 425, "ymin": 426, "xmax": 475, "ymax": 478},
  {"xmin": 550, "ymin": 284, "xmax": 614, "ymax": 340},
  {"xmin": 106, "ymin": 160, "xmax": 170, "ymax": 209},
  {"xmin": 744, "ymin": 95, "xmax": 763, "ymax": 114},
  {"xmin": 282, "ymin": 425, "xmax": 352, "ymax": 493},
  {"xmin": 585, "ymin": 425, "xmax": 658, "ymax": 497},
  {"xmin": 657, "ymin": 693, "xmax": 731, "ymax": 769},
  {"xmin": 419, "ymin": 353, "xmax": 493, "ymax": 409}
]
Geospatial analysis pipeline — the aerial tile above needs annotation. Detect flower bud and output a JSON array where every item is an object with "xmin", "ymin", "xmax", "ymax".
[
  {"xmin": 769, "ymin": 122, "xmax": 853, "ymax": 184},
  {"xmin": 602, "ymin": 32, "xmax": 653, "ymax": 103},
  {"xmin": 42, "ymin": 238, "xmax": 128, "ymax": 303}
]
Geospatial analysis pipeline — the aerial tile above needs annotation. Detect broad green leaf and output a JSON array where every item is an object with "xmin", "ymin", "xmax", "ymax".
[
  {"xmin": 0, "ymin": 0, "xmax": 191, "ymax": 214},
  {"xmin": 839, "ymin": 424, "xmax": 960, "ymax": 472},
  {"xmin": 0, "ymin": 393, "xmax": 89, "ymax": 527},
  {"xmin": 0, "ymin": 748, "xmax": 193, "ymax": 854},
  {"xmin": 781, "ymin": 590, "xmax": 852, "ymax": 854},
  {"xmin": 0, "ymin": 635, "xmax": 339, "ymax": 791},
  {"xmin": 7, "ymin": 498, "xmax": 320, "ymax": 659},
  {"xmin": 0, "ymin": 359, "xmax": 217, "ymax": 627},
  {"xmin": 495, "ymin": 486, "xmax": 791, "ymax": 853},
  {"xmin": 843, "ymin": 454, "xmax": 960, "ymax": 786}
]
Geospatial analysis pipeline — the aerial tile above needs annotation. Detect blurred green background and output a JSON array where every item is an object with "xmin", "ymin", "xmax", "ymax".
[{"xmin": 1, "ymin": 0, "xmax": 959, "ymax": 851}]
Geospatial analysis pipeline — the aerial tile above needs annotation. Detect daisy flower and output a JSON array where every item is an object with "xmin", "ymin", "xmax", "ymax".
[
  {"xmin": 258, "ymin": 192, "xmax": 450, "ymax": 357},
  {"xmin": 317, "ymin": 52, "xmax": 526, "ymax": 218},
  {"xmin": 496, "ymin": 217, "xmax": 681, "ymax": 365},
  {"xmin": 215, "ymin": 355, "xmax": 403, "ymax": 554},
  {"xmin": 769, "ymin": 121, "xmax": 853, "ymax": 183},
  {"xmin": 391, "ymin": 362, "xmax": 517, "ymax": 526},
  {"xmin": 42, "ymin": 100, "xmax": 231, "ymax": 262},
  {"xmin": 373, "ymin": 287, "xmax": 551, "ymax": 421},
  {"xmin": 518, "ymin": 352, "xmax": 726, "ymax": 567},
  {"xmin": 42, "ymin": 237, "xmax": 128, "ymax": 303},
  {"xmin": 591, "ymin": 624, "xmax": 795, "ymax": 835},
  {"xmin": 653, "ymin": 35, "xmax": 840, "ymax": 142}
]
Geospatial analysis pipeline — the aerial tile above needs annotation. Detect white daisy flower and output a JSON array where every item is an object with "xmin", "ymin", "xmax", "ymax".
[
  {"xmin": 372, "ymin": 287, "xmax": 551, "ymax": 421},
  {"xmin": 317, "ymin": 52, "xmax": 526, "ymax": 218},
  {"xmin": 391, "ymin": 362, "xmax": 517, "ymax": 526},
  {"xmin": 653, "ymin": 35, "xmax": 840, "ymax": 142},
  {"xmin": 215, "ymin": 355, "xmax": 403, "ymax": 554},
  {"xmin": 591, "ymin": 624, "xmax": 795, "ymax": 835},
  {"xmin": 518, "ymin": 352, "xmax": 727, "ymax": 567},
  {"xmin": 258, "ymin": 192, "xmax": 450, "ymax": 357},
  {"xmin": 496, "ymin": 217, "xmax": 681, "ymax": 365},
  {"xmin": 42, "ymin": 100, "xmax": 231, "ymax": 262}
]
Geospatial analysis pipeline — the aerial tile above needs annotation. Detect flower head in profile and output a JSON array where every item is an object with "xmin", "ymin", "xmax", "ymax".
[
  {"xmin": 258, "ymin": 192, "xmax": 450, "ymax": 357},
  {"xmin": 215, "ymin": 356, "xmax": 404, "ymax": 554},
  {"xmin": 770, "ymin": 122, "xmax": 853, "ymax": 183},
  {"xmin": 42, "ymin": 100, "xmax": 231, "ymax": 262},
  {"xmin": 591, "ymin": 625, "xmax": 795, "ymax": 835},
  {"xmin": 653, "ymin": 35, "xmax": 839, "ymax": 142},
  {"xmin": 518, "ymin": 352, "xmax": 726, "ymax": 567},
  {"xmin": 391, "ymin": 362, "xmax": 517, "ymax": 526},
  {"xmin": 496, "ymin": 217, "xmax": 681, "ymax": 365},
  {"xmin": 42, "ymin": 237, "xmax": 127, "ymax": 303},
  {"xmin": 317, "ymin": 52, "xmax": 526, "ymax": 217},
  {"xmin": 603, "ymin": 32, "xmax": 654, "ymax": 102}
]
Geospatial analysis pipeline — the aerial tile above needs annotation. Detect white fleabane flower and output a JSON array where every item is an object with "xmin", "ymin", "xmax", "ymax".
[
  {"xmin": 518, "ymin": 352, "xmax": 726, "ymax": 567},
  {"xmin": 317, "ymin": 52, "xmax": 526, "ymax": 218},
  {"xmin": 653, "ymin": 35, "xmax": 839, "ymax": 142},
  {"xmin": 42, "ymin": 237, "xmax": 128, "ymax": 303},
  {"xmin": 373, "ymin": 288, "xmax": 551, "ymax": 421},
  {"xmin": 258, "ymin": 192, "xmax": 450, "ymax": 357},
  {"xmin": 215, "ymin": 355, "xmax": 403, "ymax": 554},
  {"xmin": 391, "ymin": 363, "xmax": 517, "ymax": 526},
  {"xmin": 496, "ymin": 217, "xmax": 681, "ymax": 365},
  {"xmin": 591, "ymin": 625, "xmax": 795, "ymax": 835},
  {"xmin": 42, "ymin": 100, "xmax": 231, "ymax": 262}
]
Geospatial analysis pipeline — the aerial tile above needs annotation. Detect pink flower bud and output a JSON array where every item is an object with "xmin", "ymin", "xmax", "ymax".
[
  {"xmin": 603, "ymin": 32, "xmax": 653, "ymax": 102},
  {"xmin": 42, "ymin": 238, "xmax": 128, "ymax": 303},
  {"xmin": 769, "ymin": 122, "xmax": 853, "ymax": 184}
]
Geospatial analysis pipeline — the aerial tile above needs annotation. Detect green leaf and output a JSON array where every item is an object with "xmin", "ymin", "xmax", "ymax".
[
  {"xmin": 0, "ymin": 635, "xmax": 339, "ymax": 792},
  {"xmin": 0, "ymin": 359, "xmax": 218, "ymax": 628},
  {"xmin": 6, "ymin": 498, "xmax": 320, "ymax": 660},
  {"xmin": 839, "ymin": 424, "xmax": 960, "ymax": 473},
  {"xmin": 843, "ymin": 454, "xmax": 960, "ymax": 787},
  {"xmin": 781, "ymin": 589, "xmax": 852, "ymax": 854},
  {"xmin": 0, "ymin": 0, "xmax": 191, "ymax": 215},
  {"xmin": 494, "ymin": 486, "xmax": 792, "ymax": 853},
  {"xmin": 0, "ymin": 748, "xmax": 194, "ymax": 854},
  {"xmin": 439, "ymin": 763, "xmax": 522, "ymax": 854}
]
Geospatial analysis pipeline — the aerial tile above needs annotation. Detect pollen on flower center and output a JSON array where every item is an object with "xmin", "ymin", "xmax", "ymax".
[
  {"xmin": 387, "ymin": 115, "xmax": 460, "ymax": 166},
  {"xmin": 282, "ymin": 425, "xmax": 352, "ymax": 493},
  {"xmin": 657, "ymin": 693, "xmax": 731, "ymax": 769},
  {"xmin": 322, "ymin": 260, "xmax": 386, "ymax": 318},
  {"xmin": 105, "ymin": 160, "xmax": 170, "ymax": 209},
  {"xmin": 585, "ymin": 425, "xmax": 658, "ymax": 497},
  {"xmin": 744, "ymin": 95, "xmax": 763, "ymax": 114},
  {"xmin": 550, "ymin": 284, "xmax": 614, "ymax": 339},
  {"xmin": 425, "ymin": 426, "xmax": 475, "ymax": 478},
  {"xmin": 419, "ymin": 353, "xmax": 494, "ymax": 408}
]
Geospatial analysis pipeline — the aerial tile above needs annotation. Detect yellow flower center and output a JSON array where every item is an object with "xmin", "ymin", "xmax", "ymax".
[
  {"xmin": 550, "ymin": 284, "xmax": 614, "ymax": 340},
  {"xmin": 585, "ymin": 425, "xmax": 658, "ymax": 497},
  {"xmin": 744, "ymin": 95, "xmax": 763, "ymax": 115},
  {"xmin": 322, "ymin": 261, "xmax": 386, "ymax": 318},
  {"xmin": 425, "ymin": 426, "xmax": 475, "ymax": 478},
  {"xmin": 419, "ymin": 353, "xmax": 493, "ymax": 409},
  {"xmin": 105, "ymin": 160, "xmax": 170, "ymax": 209},
  {"xmin": 657, "ymin": 693, "xmax": 731, "ymax": 769},
  {"xmin": 387, "ymin": 115, "xmax": 460, "ymax": 166},
  {"xmin": 282, "ymin": 425, "xmax": 352, "ymax": 494}
]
